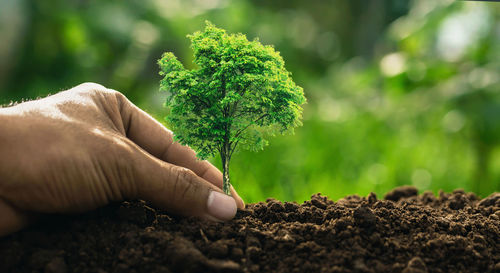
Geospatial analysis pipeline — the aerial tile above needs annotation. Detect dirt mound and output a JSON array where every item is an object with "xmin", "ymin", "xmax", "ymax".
[{"xmin": 1, "ymin": 186, "xmax": 499, "ymax": 273}]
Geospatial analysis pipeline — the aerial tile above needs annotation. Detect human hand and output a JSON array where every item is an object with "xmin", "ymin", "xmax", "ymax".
[{"xmin": 0, "ymin": 83, "xmax": 244, "ymax": 236}]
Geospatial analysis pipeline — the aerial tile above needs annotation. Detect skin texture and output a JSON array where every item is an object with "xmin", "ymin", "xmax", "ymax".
[{"xmin": 0, "ymin": 83, "xmax": 244, "ymax": 237}]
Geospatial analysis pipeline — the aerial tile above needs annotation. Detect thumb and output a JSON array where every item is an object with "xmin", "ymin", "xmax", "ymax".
[{"xmin": 131, "ymin": 151, "xmax": 237, "ymax": 221}]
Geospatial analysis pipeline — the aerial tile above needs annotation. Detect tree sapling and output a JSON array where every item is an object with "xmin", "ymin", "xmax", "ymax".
[{"xmin": 158, "ymin": 22, "xmax": 306, "ymax": 195}]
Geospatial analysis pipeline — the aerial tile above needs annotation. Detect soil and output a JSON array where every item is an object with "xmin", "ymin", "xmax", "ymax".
[{"xmin": 1, "ymin": 186, "xmax": 499, "ymax": 273}]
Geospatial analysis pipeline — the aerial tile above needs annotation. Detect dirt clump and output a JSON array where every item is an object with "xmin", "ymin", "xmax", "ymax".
[{"xmin": 0, "ymin": 186, "xmax": 499, "ymax": 273}]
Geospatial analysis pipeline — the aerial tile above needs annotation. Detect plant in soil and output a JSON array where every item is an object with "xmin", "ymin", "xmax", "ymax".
[
  {"xmin": 158, "ymin": 22, "xmax": 306, "ymax": 195},
  {"xmin": 1, "ymin": 187, "xmax": 498, "ymax": 273}
]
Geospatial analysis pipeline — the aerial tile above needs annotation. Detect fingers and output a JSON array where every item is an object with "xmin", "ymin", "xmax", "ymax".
[
  {"xmin": 161, "ymin": 143, "xmax": 245, "ymax": 208},
  {"xmin": 112, "ymin": 91, "xmax": 245, "ymax": 208},
  {"xmin": 130, "ymin": 149, "xmax": 237, "ymax": 221}
]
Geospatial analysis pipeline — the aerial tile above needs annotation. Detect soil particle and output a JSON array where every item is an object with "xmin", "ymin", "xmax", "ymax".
[
  {"xmin": 353, "ymin": 206, "xmax": 377, "ymax": 227},
  {"xmin": 1, "ymin": 186, "xmax": 499, "ymax": 273},
  {"xmin": 44, "ymin": 256, "xmax": 67, "ymax": 273},
  {"xmin": 384, "ymin": 185, "xmax": 418, "ymax": 201},
  {"xmin": 208, "ymin": 239, "xmax": 230, "ymax": 258},
  {"xmin": 402, "ymin": 257, "xmax": 427, "ymax": 273}
]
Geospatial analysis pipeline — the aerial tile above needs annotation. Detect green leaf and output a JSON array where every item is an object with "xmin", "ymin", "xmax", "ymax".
[{"xmin": 158, "ymin": 21, "xmax": 306, "ymax": 164}]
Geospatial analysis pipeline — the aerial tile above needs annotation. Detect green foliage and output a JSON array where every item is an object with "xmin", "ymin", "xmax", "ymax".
[
  {"xmin": 159, "ymin": 22, "xmax": 306, "ymax": 194},
  {"xmin": 2, "ymin": 0, "xmax": 499, "ymax": 202}
]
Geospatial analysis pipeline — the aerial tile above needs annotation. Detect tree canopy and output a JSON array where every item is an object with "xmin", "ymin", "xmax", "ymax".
[{"xmin": 159, "ymin": 22, "xmax": 306, "ymax": 194}]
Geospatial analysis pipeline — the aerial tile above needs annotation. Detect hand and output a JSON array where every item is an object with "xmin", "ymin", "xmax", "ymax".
[{"xmin": 0, "ymin": 83, "xmax": 245, "ymax": 236}]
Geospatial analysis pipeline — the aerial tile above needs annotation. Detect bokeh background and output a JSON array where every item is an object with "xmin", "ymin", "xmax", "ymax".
[{"xmin": 1, "ymin": 0, "xmax": 499, "ymax": 202}]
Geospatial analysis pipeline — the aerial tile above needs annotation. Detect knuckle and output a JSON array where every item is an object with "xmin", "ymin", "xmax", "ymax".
[
  {"xmin": 171, "ymin": 166, "xmax": 200, "ymax": 199},
  {"xmin": 74, "ymin": 82, "xmax": 108, "ymax": 94},
  {"xmin": 113, "ymin": 91, "xmax": 130, "ymax": 112},
  {"xmin": 113, "ymin": 90, "xmax": 127, "ymax": 101},
  {"xmin": 175, "ymin": 167, "xmax": 197, "ymax": 183},
  {"xmin": 70, "ymin": 83, "xmax": 124, "ymax": 105},
  {"xmin": 65, "ymin": 82, "xmax": 110, "ymax": 101}
]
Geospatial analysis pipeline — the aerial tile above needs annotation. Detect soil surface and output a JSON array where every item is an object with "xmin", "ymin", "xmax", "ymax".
[{"xmin": 1, "ymin": 186, "xmax": 499, "ymax": 273}]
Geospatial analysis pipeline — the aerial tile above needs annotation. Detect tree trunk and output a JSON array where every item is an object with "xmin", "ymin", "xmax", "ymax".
[{"xmin": 221, "ymin": 142, "xmax": 231, "ymax": 195}]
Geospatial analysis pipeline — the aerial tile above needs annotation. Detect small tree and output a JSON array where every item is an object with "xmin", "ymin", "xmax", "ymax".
[{"xmin": 158, "ymin": 22, "xmax": 306, "ymax": 195}]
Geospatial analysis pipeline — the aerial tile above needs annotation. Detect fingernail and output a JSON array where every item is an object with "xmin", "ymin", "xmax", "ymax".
[{"xmin": 207, "ymin": 191, "xmax": 237, "ymax": 221}]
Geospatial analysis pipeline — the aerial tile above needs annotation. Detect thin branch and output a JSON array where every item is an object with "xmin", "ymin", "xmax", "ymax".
[
  {"xmin": 229, "ymin": 138, "xmax": 241, "ymax": 158},
  {"xmin": 233, "ymin": 108, "xmax": 261, "ymax": 118},
  {"xmin": 231, "ymin": 113, "xmax": 269, "ymax": 144},
  {"xmin": 230, "ymin": 100, "xmax": 240, "ymax": 117},
  {"xmin": 188, "ymin": 94, "xmax": 211, "ymax": 108}
]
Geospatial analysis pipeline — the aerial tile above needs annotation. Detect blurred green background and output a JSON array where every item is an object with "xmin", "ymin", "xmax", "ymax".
[{"xmin": 1, "ymin": 0, "xmax": 499, "ymax": 203}]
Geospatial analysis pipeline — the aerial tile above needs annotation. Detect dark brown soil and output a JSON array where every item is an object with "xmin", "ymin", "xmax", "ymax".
[{"xmin": 1, "ymin": 186, "xmax": 499, "ymax": 273}]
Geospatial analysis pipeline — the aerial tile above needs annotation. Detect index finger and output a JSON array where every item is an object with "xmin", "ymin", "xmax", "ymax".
[{"xmin": 112, "ymin": 90, "xmax": 245, "ymax": 208}]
